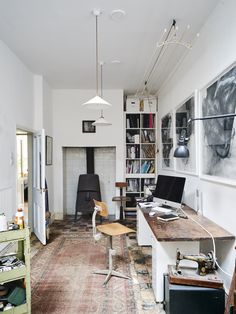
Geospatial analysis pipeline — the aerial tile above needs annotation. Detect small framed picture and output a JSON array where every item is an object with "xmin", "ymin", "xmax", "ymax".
[
  {"xmin": 82, "ymin": 120, "xmax": 96, "ymax": 133},
  {"xmin": 46, "ymin": 136, "xmax": 53, "ymax": 165}
]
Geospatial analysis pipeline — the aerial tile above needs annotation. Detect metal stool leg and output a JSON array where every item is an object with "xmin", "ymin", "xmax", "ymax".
[{"xmin": 94, "ymin": 236, "xmax": 131, "ymax": 286}]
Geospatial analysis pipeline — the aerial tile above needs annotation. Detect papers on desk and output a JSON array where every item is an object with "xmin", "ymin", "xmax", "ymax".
[
  {"xmin": 151, "ymin": 207, "xmax": 172, "ymax": 214},
  {"xmin": 138, "ymin": 202, "xmax": 172, "ymax": 214},
  {"xmin": 138, "ymin": 202, "xmax": 160, "ymax": 209},
  {"xmin": 149, "ymin": 207, "xmax": 172, "ymax": 217}
]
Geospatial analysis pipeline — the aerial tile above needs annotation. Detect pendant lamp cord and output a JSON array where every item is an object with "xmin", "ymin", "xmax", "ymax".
[
  {"xmin": 95, "ymin": 14, "xmax": 99, "ymax": 96},
  {"xmin": 100, "ymin": 63, "xmax": 104, "ymax": 117}
]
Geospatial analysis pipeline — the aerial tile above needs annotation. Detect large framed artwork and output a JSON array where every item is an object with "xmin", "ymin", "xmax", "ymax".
[
  {"xmin": 200, "ymin": 64, "xmax": 236, "ymax": 184},
  {"xmin": 175, "ymin": 94, "xmax": 197, "ymax": 174},
  {"xmin": 161, "ymin": 112, "xmax": 173, "ymax": 169}
]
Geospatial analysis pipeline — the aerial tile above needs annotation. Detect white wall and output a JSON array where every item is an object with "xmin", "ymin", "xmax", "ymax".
[
  {"xmin": 43, "ymin": 79, "xmax": 54, "ymax": 215},
  {"xmin": 158, "ymin": 0, "xmax": 236, "ymax": 290},
  {"xmin": 0, "ymin": 40, "xmax": 54, "ymax": 223},
  {"xmin": 0, "ymin": 40, "xmax": 34, "ymax": 221},
  {"xmin": 52, "ymin": 89, "xmax": 124, "ymax": 218}
]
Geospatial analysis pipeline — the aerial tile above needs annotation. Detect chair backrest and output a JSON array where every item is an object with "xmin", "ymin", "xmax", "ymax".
[
  {"xmin": 92, "ymin": 199, "xmax": 109, "ymax": 241},
  {"xmin": 93, "ymin": 199, "xmax": 109, "ymax": 217}
]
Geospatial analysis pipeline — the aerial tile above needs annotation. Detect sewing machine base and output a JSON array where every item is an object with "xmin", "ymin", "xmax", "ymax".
[
  {"xmin": 168, "ymin": 265, "xmax": 223, "ymax": 289},
  {"xmin": 164, "ymin": 274, "xmax": 225, "ymax": 314}
]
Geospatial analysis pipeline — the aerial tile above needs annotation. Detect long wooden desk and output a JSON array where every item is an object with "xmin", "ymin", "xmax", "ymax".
[{"xmin": 137, "ymin": 206, "xmax": 235, "ymax": 302}]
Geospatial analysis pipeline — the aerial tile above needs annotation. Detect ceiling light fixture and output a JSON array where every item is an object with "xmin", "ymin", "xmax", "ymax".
[
  {"xmin": 110, "ymin": 9, "xmax": 126, "ymax": 21},
  {"xmin": 93, "ymin": 62, "xmax": 112, "ymax": 126},
  {"xmin": 82, "ymin": 9, "xmax": 112, "ymax": 110},
  {"xmin": 136, "ymin": 19, "xmax": 193, "ymax": 98},
  {"xmin": 157, "ymin": 20, "xmax": 192, "ymax": 49}
]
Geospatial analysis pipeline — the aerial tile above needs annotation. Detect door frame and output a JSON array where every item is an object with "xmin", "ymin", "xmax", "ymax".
[{"xmin": 16, "ymin": 128, "xmax": 33, "ymax": 230}]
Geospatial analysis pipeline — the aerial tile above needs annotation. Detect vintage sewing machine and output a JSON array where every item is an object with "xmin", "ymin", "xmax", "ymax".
[{"xmin": 176, "ymin": 249, "xmax": 217, "ymax": 276}]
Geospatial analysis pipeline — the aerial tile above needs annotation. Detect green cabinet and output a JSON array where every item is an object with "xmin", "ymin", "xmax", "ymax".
[{"xmin": 0, "ymin": 228, "xmax": 31, "ymax": 313}]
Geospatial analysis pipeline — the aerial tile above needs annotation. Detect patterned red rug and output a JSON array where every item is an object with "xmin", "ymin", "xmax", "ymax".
[{"xmin": 31, "ymin": 223, "xmax": 137, "ymax": 314}]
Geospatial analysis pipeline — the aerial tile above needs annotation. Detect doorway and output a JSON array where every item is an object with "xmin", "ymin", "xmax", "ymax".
[{"xmin": 16, "ymin": 129, "xmax": 33, "ymax": 229}]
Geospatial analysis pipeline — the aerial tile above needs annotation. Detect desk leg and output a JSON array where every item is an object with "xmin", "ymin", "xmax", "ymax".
[{"xmin": 151, "ymin": 238, "xmax": 200, "ymax": 302}]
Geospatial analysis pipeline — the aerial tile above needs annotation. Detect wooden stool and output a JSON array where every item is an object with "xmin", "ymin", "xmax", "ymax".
[
  {"xmin": 92, "ymin": 200, "xmax": 135, "ymax": 286},
  {"xmin": 112, "ymin": 182, "xmax": 131, "ymax": 221}
]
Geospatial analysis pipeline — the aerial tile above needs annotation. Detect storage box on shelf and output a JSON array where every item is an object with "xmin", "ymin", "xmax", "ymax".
[
  {"xmin": 124, "ymin": 96, "xmax": 157, "ymax": 220},
  {"xmin": 0, "ymin": 228, "xmax": 31, "ymax": 313}
]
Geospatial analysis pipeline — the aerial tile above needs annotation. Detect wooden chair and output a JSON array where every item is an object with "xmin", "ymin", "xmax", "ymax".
[{"xmin": 92, "ymin": 199, "xmax": 135, "ymax": 286}]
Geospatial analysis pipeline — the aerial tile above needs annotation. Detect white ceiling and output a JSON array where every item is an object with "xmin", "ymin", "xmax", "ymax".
[{"xmin": 0, "ymin": 0, "xmax": 220, "ymax": 95}]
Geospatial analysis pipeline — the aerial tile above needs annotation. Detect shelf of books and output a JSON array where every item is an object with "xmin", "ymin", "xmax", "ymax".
[{"xmin": 124, "ymin": 98, "xmax": 157, "ymax": 220}]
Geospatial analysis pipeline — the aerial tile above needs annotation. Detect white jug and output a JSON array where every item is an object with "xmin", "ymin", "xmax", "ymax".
[{"xmin": 0, "ymin": 213, "xmax": 8, "ymax": 231}]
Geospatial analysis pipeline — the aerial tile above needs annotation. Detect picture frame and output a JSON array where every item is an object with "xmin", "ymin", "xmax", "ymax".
[
  {"xmin": 175, "ymin": 93, "xmax": 197, "ymax": 174},
  {"xmin": 82, "ymin": 120, "xmax": 96, "ymax": 133},
  {"xmin": 46, "ymin": 136, "xmax": 53, "ymax": 166},
  {"xmin": 200, "ymin": 63, "xmax": 236, "ymax": 185},
  {"xmin": 161, "ymin": 112, "xmax": 174, "ymax": 169}
]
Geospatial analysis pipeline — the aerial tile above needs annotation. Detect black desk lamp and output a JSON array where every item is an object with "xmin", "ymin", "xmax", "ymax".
[{"xmin": 174, "ymin": 113, "xmax": 236, "ymax": 158}]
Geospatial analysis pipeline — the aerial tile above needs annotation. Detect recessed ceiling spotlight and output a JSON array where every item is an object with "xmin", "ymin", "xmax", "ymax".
[
  {"xmin": 110, "ymin": 9, "xmax": 126, "ymax": 21},
  {"xmin": 111, "ymin": 60, "xmax": 121, "ymax": 64}
]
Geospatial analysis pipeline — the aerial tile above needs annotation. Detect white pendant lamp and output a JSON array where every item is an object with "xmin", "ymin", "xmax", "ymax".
[
  {"xmin": 92, "ymin": 62, "xmax": 112, "ymax": 126},
  {"xmin": 82, "ymin": 9, "xmax": 112, "ymax": 110},
  {"xmin": 92, "ymin": 111, "xmax": 112, "ymax": 126}
]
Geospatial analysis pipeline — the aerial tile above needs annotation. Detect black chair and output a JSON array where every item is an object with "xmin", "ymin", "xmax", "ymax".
[{"xmin": 75, "ymin": 174, "xmax": 101, "ymax": 220}]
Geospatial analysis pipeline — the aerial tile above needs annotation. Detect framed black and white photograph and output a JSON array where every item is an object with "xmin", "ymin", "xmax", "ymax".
[
  {"xmin": 46, "ymin": 136, "xmax": 53, "ymax": 165},
  {"xmin": 161, "ymin": 112, "xmax": 173, "ymax": 169},
  {"xmin": 82, "ymin": 120, "xmax": 96, "ymax": 133},
  {"xmin": 200, "ymin": 64, "xmax": 236, "ymax": 184},
  {"xmin": 175, "ymin": 94, "xmax": 197, "ymax": 174}
]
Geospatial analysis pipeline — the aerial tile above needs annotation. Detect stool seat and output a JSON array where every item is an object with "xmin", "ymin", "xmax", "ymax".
[
  {"xmin": 115, "ymin": 182, "xmax": 128, "ymax": 188},
  {"xmin": 112, "ymin": 196, "xmax": 131, "ymax": 202},
  {"xmin": 97, "ymin": 222, "xmax": 134, "ymax": 236}
]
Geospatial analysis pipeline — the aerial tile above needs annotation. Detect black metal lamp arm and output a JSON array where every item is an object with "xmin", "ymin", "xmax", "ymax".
[
  {"xmin": 188, "ymin": 112, "xmax": 236, "ymax": 124},
  {"xmin": 174, "ymin": 112, "xmax": 236, "ymax": 158}
]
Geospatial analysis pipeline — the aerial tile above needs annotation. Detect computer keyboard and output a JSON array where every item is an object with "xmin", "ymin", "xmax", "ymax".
[{"xmin": 151, "ymin": 207, "xmax": 172, "ymax": 213}]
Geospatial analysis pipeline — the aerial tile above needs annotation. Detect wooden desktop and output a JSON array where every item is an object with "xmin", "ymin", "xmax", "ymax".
[{"xmin": 137, "ymin": 205, "xmax": 235, "ymax": 302}]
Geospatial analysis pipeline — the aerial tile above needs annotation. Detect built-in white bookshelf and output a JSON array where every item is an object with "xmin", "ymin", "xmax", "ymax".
[{"xmin": 124, "ymin": 97, "xmax": 157, "ymax": 219}]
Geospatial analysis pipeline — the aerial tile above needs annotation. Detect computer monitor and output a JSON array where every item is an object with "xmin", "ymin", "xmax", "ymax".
[{"xmin": 152, "ymin": 175, "xmax": 186, "ymax": 209}]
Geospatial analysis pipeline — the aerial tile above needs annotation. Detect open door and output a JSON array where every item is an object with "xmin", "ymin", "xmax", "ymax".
[{"xmin": 33, "ymin": 129, "xmax": 46, "ymax": 245}]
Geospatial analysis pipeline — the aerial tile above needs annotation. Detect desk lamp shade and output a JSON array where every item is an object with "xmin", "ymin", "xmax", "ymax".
[
  {"xmin": 174, "ymin": 129, "xmax": 189, "ymax": 158},
  {"xmin": 174, "ymin": 144, "xmax": 190, "ymax": 158}
]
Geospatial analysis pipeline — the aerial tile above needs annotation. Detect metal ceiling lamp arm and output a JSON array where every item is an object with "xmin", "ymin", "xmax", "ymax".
[
  {"xmin": 136, "ymin": 19, "xmax": 176, "ymax": 97},
  {"xmin": 82, "ymin": 9, "xmax": 112, "ymax": 110},
  {"xmin": 144, "ymin": 20, "xmax": 176, "ymax": 89},
  {"xmin": 92, "ymin": 62, "xmax": 112, "ymax": 126},
  {"xmin": 188, "ymin": 113, "xmax": 236, "ymax": 122},
  {"xmin": 174, "ymin": 112, "xmax": 236, "ymax": 158},
  {"xmin": 95, "ymin": 13, "xmax": 99, "ymax": 96}
]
